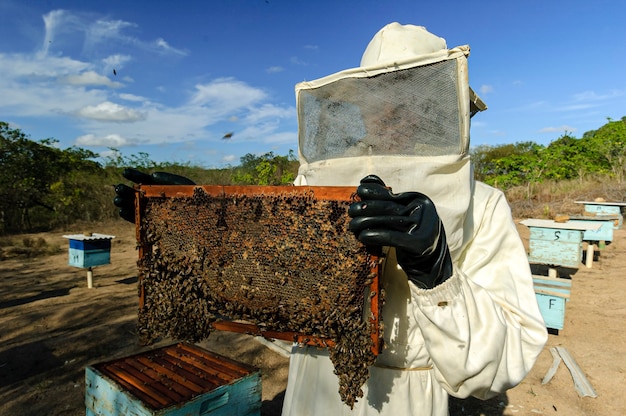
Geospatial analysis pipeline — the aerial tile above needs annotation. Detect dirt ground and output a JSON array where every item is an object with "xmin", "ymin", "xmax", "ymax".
[{"xmin": 1, "ymin": 217, "xmax": 625, "ymax": 415}]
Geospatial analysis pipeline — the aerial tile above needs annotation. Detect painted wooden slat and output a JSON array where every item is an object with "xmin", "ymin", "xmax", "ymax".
[{"xmin": 555, "ymin": 346, "xmax": 598, "ymax": 398}]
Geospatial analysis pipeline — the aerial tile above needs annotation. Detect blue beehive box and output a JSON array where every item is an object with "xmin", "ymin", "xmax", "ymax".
[
  {"xmin": 85, "ymin": 342, "xmax": 261, "ymax": 416},
  {"xmin": 568, "ymin": 218, "xmax": 614, "ymax": 242},
  {"xmin": 521, "ymin": 219, "xmax": 601, "ymax": 268},
  {"xmin": 63, "ymin": 233, "xmax": 115, "ymax": 268},
  {"xmin": 526, "ymin": 226, "xmax": 584, "ymax": 268},
  {"xmin": 533, "ymin": 275, "xmax": 572, "ymax": 331},
  {"xmin": 577, "ymin": 201, "xmax": 625, "ymax": 229}
]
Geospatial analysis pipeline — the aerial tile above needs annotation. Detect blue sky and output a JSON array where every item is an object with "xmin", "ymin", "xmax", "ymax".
[{"xmin": 1, "ymin": 0, "xmax": 625, "ymax": 168}]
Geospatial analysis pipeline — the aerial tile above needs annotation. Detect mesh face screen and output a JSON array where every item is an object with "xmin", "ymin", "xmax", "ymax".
[
  {"xmin": 298, "ymin": 59, "xmax": 462, "ymax": 162},
  {"xmin": 135, "ymin": 185, "xmax": 383, "ymax": 408}
]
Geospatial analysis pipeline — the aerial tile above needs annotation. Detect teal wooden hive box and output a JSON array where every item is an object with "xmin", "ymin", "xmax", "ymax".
[
  {"xmin": 568, "ymin": 218, "xmax": 614, "ymax": 242},
  {"xmin": 85, "ymin": 342, "xmax": 261, "ymax": 416},
  {"xmin": 533, "ymin": 275, "xmax": 572, "ymax": 331},
  {"xmin": 63, "ymin": 233, "xmax": 115, "ymax": 268},
  {"xmin": 520, "ymin": 219, "xmax": 600, "ymax": 268},
  {"xmin": 575, "ymin": 200, "xmax": 626, "ymax": 229}
]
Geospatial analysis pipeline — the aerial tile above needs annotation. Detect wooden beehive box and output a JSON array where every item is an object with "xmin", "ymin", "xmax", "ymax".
[
  {"xmin": 576, "ymin": 200, "xmax": 625, "ymax": 229},
  {"xmin": 521, "ymin": 219, "xmax": 600, "ymax": 268},
  {"xmin": 63, "ymin": 233, "xmax": 115, "ymax": 268},
  {"xmin": 85, "ymin": 342, "xmax": 261, "ymax": 416},
  {"xmin": 568, "ymin": 218, "xmax": 614, "ymax": 242},
  {"xmin": 533, "ymin": 275, "xmax": 572, "ymax": 332}
]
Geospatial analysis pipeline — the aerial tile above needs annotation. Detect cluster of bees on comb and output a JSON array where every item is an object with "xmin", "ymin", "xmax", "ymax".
[{"xmin": 136, "ymin": 186, "xmax": 385, "ymax": 407}]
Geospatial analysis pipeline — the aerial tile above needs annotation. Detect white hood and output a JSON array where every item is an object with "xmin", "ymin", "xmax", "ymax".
[{"xmin": 294, "ymin": 23, "xmax": 483, "ymax": 258}]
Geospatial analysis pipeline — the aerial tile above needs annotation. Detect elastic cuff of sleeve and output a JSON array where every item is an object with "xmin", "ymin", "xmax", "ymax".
[{"xmin": 408, "ymin": 272, "xmax": 462, "ymax": 306}]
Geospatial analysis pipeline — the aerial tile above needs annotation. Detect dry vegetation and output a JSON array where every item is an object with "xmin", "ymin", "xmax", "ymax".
[{"xmin": 506, "ymin": 178, "xmax": 626, "ymax": 219}]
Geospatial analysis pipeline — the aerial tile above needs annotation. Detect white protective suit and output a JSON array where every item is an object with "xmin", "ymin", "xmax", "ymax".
[{"xmin": 281, "ymin": 23, "xmax": 548, "ymax": 416}]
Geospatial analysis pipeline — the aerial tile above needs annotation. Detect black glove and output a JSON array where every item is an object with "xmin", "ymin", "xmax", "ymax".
[
  {"xmin": 348, "ymin": 175, "xmax": 452, "ymax": 289},
  {"xmin": 113, "ymin": 168, "xmax": 195, "ymax": 223}
]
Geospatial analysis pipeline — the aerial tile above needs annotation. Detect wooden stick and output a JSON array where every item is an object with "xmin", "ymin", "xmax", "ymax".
[
  {"xmin": 555, "ymin": 346, "xmax": 598, "ymax": 398},
  {"xmin": 542, "ymin": 347, "xmax": 562, "ymax": 384}
]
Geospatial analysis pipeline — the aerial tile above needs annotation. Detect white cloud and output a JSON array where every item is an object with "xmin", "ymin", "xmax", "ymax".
[
  {"xmin": 539, "ymin": 125, "xmax": 577, "ymax": 133},
  {"xmin": 102, "ymin": 54, "xmax": 131, "ymax": 74},
  {"xmin": 60, "ymin": 70, "xmax": 122, "ymax": 88},
  {"xmin": 1, "ymin": 9, "xmax": 296, "ymax": 159},
  {"xmin": 1, "ymin": 52, "xmax": 88, "ymax": 79},
  {"xmin": 266, "ymin": 66, "xmax": 284, "ymax": 73},
  {"xmin": 290, "ymin": 56, "xmax": 308, "ymax": 66},
  {"xmin": 572, "ymin": 90, "xmax": 625, "ymax": 102},
  {"xmin": 243, "ymin": 103, "xmax": 295, "ymax": 123},
  {"xmin": 263, "ymin": 131, "xmax": 298, "ymax": 144},
  {"xmin": 154, "ymin": 38, "xmax": 187, "ymax": 56},
  {"xmin": 76, "ymin": 133, "xmax": 130, "ymax": 146},
  {"xmin": 0, "ymin": 53, "xmax": 108, "ymax": 115},
  {"xmin": 77, "ymin": 101, "xmax": 147, "ymax": 122},
  {"xmin": 102, "ymin": 54, "xmax": 130, "ymax": 66},
  {"xmin": 118, "ymin": 93, "xmax": 146, "ymax": 102},
  {"xmin": 40, "ymin": 9, "xmax": 82, "ymax": 56},
  {"xmin": 221, "ymin": 154, "xmax": 238, "ymax": 164},
  {"xmin": 40, "ymin": 9, "xmax": 187, "ymax": 58},
  {"xmin": 83, "ymin": 17, "xmax": 137, "ymax": 53},
  {"xmin": 98, "ymin": 148, "xmax": 122, "ymax": 159},
  {"xmin": 479, "ymin": 84, "xmax": 494, "ymax": 95},
  {"xmin": 555, "ymin": 103, "xmax": 596, "ymax": 112},
  {"xmin": 189, "ymin": 78, "xmax": 268, "ymax": 119}
]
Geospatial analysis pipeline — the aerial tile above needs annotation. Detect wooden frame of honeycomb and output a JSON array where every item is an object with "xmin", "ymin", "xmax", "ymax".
[{"xmin": 134, "ymin": 185, "xmax": 383, "ymax": 356}]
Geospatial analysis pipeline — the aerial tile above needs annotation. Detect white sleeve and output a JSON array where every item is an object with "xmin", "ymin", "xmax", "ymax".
[{"xmin": 409, "ymin": 187, "xmax": 547, "ymax": 399}]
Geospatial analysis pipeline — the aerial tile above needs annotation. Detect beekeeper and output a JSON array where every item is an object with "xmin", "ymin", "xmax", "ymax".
[{"xmin": 281, "ymin": 22, "xmax": 548, "ymax": 416}]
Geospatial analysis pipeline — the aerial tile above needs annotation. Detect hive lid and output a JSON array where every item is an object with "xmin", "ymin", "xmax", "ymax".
[
  {"xmin": 62, "ymin": 233, "xmax": 115, "ymax": 240},
  {"xmin": 574, "ymin": 200, "xmax": 626, "ymax": 206},
  {"xmin": 520, "ymin": 219, "xmax": 601, "ymax": 231}
]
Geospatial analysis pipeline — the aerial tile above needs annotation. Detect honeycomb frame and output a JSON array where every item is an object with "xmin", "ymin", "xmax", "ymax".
[{"xmin": 134, "ymin": 185, "xmax": 383, "ymax": 356}]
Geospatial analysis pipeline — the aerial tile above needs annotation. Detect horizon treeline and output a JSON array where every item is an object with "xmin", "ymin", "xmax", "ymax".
[{"xmin": 1, "ymin": 117, "xmax": 625, "ymax": 234}]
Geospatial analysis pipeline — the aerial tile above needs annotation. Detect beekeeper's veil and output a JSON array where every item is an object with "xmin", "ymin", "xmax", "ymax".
[{"xmin": 293, "ymin": 22, "xmax": 486, "ymax": 258}]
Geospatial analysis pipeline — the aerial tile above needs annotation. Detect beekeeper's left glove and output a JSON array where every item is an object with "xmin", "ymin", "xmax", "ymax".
[{"xmin": 348, "ymin": 175, "xmax": 452, "ymax": 289}]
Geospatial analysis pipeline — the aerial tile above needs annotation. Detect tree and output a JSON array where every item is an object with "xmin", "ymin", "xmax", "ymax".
[
  {"xmin": 233, "ymin": 151, "xmax": 298, "ymax": 185},
  {"xmin": 584, "ymin": 117, "xmax": 626, "ymax": 183},
  {"xmin": 0, "ymin": 122, "xmax": 100, "ymax": 233},
  {"xmin": 472, "ymin": 141, "xmax": 545, "ymax": 193}
]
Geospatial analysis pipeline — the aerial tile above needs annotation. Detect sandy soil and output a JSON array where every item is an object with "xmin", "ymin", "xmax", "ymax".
[{"xmin": 1, "ymin": 218, "xmax": 624, "ymax": 415}]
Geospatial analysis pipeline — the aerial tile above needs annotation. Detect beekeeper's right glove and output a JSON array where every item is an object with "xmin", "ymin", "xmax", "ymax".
[{"xmin": 113, "ymin": 168, "xmax": 195, "ymax": 223}]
